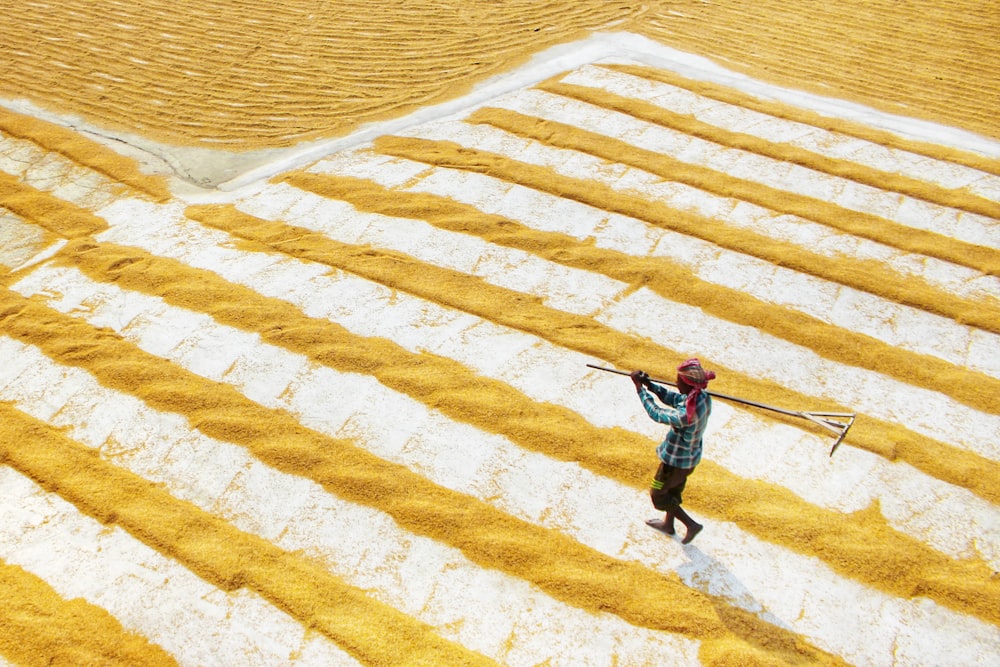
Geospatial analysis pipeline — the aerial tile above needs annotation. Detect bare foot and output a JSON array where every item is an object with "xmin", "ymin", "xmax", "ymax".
[
  {"xmin": 681, "ymin": 523, "xmax": 703, "ymax": 544},
  {"xmin": 645, "ymin": 518, "xmax": 675, "ymax": 535}
]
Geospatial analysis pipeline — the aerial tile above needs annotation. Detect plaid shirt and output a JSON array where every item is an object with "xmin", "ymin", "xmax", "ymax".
[{"xmin": 638, "ymin": 383, "xmax": 712, "ymax": 469}]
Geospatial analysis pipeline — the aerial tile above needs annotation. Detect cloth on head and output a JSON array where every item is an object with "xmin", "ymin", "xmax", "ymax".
[{"xmin": 677, "ymin": 358, "xmax": 715, "ymax": 422}]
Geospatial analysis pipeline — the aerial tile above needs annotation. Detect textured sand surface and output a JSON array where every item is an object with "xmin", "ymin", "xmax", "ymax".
[{"xmin": 2, "ymin": 1, "xmax": 997, "ymax": 148}]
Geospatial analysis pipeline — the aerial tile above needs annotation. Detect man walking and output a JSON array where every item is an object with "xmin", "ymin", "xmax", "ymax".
[{"xmin": 631, "ymin": 358, "xmax": 715, "ymax": 544}]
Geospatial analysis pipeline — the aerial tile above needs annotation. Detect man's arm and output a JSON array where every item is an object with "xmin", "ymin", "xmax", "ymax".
[
  {"xmin": 631, "ymin": 369, "xmax": 689, "ymax": 427},
  {"xmin": 637, "ymin": 385, "xmax": 688, "ymax": 428},
  {"xmin": 646, "ymin": 381, "xmax": 677, "ymax": 405}
]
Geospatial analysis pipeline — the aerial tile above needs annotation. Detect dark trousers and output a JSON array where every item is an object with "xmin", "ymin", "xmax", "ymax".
[{"xmin": 650, "ymin": 462, "xmax": 695, "ymax": 511}]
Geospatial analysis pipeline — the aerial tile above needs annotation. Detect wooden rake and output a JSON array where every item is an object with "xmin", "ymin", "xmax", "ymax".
[{"xmin": 586, "ymin": 364, "xmax": 856, "ymax": 456}]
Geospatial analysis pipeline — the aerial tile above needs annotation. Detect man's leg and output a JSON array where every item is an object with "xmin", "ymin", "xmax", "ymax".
[
  {"xmin": 665, "ymin": 467, "xmax": 701, "ymax": 543},
  {"xmin": 645, "ymin": 510, "xmax": 675, "ymax": 534},
  {"xmin": 648, "ymin": 464, "xmax": 692, "ymax": 534},
  {"xmin": 672, "ymin": 506, "xmax": 703, "ymax": 544},
  {"xmin": 647, "ymin": 464, "xmax": 700, "ymax": 541}
]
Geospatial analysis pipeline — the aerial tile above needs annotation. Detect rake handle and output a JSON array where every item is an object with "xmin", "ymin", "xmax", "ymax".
[
  {"xmin": 586, "ymin": 363, "xmax": 854, "ymax": 456},
  {"xmin": 586, "ymin": 364, "xmax": 799, "ymax": 415}
]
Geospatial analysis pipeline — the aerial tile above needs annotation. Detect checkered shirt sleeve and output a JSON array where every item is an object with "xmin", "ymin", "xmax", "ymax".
[{"xmin": 638, "ymin": 385, "xmax": 711, "ymax": 469}]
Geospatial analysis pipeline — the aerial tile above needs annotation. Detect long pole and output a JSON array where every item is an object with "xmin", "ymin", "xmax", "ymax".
[{"xmin": 586, "ymin": 363, "xmax": 855, "ymax": 456}]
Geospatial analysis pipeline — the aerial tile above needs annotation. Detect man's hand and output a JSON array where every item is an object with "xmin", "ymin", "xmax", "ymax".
[{"xmin": 630, "ymin": 369, "xmax": 649, "ymax": 390}]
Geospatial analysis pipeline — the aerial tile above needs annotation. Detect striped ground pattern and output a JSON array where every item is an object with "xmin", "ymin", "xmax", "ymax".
[{"xmin": 1, "ymin": 59, "xmax": 999, "ymax": 666}]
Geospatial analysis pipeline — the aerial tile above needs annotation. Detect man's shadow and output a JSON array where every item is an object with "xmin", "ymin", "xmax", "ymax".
[{"xmin": 673, "ymin": 542, "xmax": 810, "ymax": 655}]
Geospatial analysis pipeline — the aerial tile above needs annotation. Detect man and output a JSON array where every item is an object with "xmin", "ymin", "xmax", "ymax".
[{"xmin": 631, "ymin": 358, "xmax": 715, "ymax": 544}]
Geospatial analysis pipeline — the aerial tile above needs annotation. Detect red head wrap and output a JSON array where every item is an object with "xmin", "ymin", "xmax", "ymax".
[{"xmin": 677, "ymin": 358, "xmax": 715, "ymax": 422}]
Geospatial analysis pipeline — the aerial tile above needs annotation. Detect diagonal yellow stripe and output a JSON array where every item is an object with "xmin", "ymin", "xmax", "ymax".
[
  {"xmin": 54, "ymin": 236, "xmax": 1000, "ymax": 629},
  {"xmin": 0, "ymin": 285, "xmax": 841, "ymax": 664},
  {"xmin": 540, "ymin": 79, "xmax": 1000, "ymax": 221},
  {"xmin": 0, "ymin": 558, "xmax": 176, "ymax": 667},
  {"xmin": 373, "ymin": 133, "xmax": 1000, "ymax": 332},
  {"xmin": 465, "ymin": 106, "xmax": 1000, "ymax": 278},
  {"xmin": 264, "ymin": 175, "xmax": 1000, "ymax": 508},
  {"xmin": 601, "ymin": 63, "xmax": 1000, "ymax": 179},
  {"xmin": 0, "ymin": 108, "xmax": 171, "ymax": 202},
  {"xmin": 0, "ymin": 403, "xmax": 498, "ymax": 667},
  {"xmin": 0, "ymin": 171, "xmax": 107, "ymax": 239},
  {"xmin": 276, "ymin": 172, "xmax": 1000, "ymax": 418}
]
